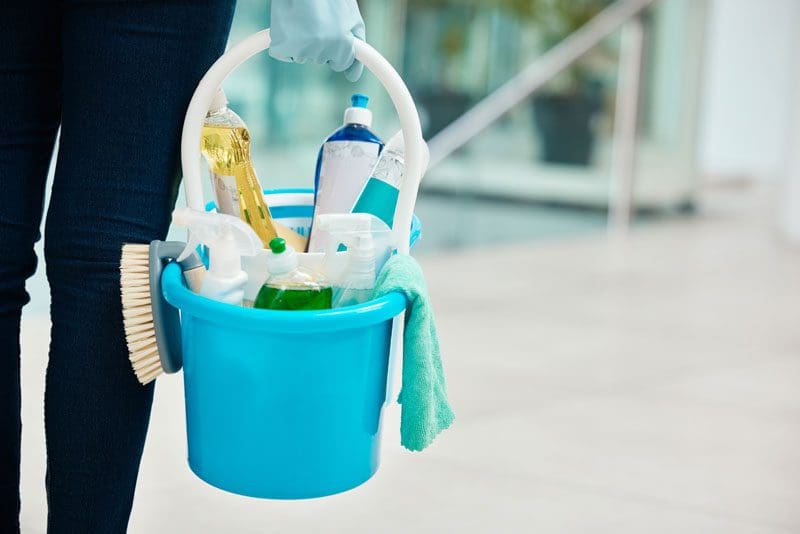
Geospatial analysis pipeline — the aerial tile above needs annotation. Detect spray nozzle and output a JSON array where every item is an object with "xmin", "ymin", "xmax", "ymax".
[
  {"xmin": 315, "ymin": 214, "xmax": 383, "ymax": 283},
  {"xmin": 316, "ymin": 214, "xmax": 373, "ymax": 253},
  {"xmin": 317, "ymin": 213, "xmax": 371, "ymax": 234},
  {"xmin": 172, "ymin": 208, "xmax": 261, "ymax": 279}
]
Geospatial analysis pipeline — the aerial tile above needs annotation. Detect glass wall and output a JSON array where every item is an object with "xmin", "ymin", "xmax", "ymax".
[{"xmin": 212, "ymin": 0, "xmax": 706, "ymax": 251}]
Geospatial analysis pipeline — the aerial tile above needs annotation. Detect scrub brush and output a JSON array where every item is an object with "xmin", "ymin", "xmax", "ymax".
[{"xmin": 120, "ymin": 241, "xmax": 205, "ymax": 385}]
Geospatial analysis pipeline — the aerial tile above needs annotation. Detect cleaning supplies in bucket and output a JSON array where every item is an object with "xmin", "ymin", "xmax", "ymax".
[
  {"xmin": 158, "ymin": 24, "xmax": 450, "ymax": 501},
  {"xmin": 308, "ymin": 94, "xmax": 384, "ymax": 252},
  {"xmin": 172, "ymin": 208, "xmax": 262, "ymax": 306},
  {"xmin": 254, "ymin": 238, "xmax": 332, "ymax": 311},
  {"xmin": 202, "ymin": 89, "xmax": 306, "ymax": 252}
]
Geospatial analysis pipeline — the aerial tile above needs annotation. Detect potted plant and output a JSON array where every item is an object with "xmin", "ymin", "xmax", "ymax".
[
  {"xmin": 404, "ymin": 0, "xmax": 481, "ymax": 137},
  {"xmin": 505, "ymin": 0, "xmax": 613, "ymax": 165},
  {"xmin": 403, "ymin": 0, "xmax": 612, "ymax": 151}
]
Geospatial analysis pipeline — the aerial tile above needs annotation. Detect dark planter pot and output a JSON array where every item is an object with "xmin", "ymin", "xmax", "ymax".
[
  {"xmin": 418, "ymin": 90, "xmax": 473, "ymax": 138},
  {"xmin": 533, "ymin": 90, "xmax": 602, "ymax": 166}
]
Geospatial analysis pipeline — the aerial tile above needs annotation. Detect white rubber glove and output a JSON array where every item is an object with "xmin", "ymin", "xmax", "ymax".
[{"xmin": 269, "ymin": 0, "xmax": 366, "ymax": 82}]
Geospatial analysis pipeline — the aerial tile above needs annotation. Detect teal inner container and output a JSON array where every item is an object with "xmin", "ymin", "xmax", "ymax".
[{"xmin": 161, "ymin": 189, "xmax": 418, "ymax": 499}]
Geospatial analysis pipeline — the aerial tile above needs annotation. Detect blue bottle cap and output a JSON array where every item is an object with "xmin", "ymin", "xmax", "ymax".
[{"xmin": 351, "ymin": 93, "xmax": 370, "ymax": 109}]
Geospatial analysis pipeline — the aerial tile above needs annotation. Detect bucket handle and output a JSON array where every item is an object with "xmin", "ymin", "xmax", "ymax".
[{"xmin": 180, "ymin": 29, "xmax": 425, "ymax": 255}]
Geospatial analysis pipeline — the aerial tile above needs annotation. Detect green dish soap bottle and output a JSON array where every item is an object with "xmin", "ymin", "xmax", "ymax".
[{"xmin": 254, "ymin": 238, "xmax": 332, "ymax": 311}]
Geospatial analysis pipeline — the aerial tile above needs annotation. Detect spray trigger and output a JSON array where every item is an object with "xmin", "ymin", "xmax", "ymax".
[
  {"xmin": 172, "ymin": 208, "xmax": 262, "ymax": 271},
  {"xmin": 177, "ymin": 232, "xmax": 201, "ymax": 263}
]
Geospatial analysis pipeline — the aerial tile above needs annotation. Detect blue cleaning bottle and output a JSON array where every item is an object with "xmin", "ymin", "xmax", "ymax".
[{"xmin": 309, "ymin": 94, "xmax": 384, "ymax": 252}]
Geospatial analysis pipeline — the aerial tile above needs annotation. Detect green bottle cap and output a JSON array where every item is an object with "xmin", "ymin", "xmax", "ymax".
[{"xmin": 269, "ymin": 237, "xmax": 286, "ymax": 254}]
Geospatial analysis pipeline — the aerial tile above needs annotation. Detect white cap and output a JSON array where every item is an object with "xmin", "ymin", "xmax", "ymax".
[
  {"xmin": 343, "ymin": 93, "xmax": 373, "ymax": 127},
  {"xmin": 265, "ymin": 238, "xmax": 299, "ymax": 276},
  {"xmin": 384, "ymin": 130, "xmax": 405, "ymax": 152},
  {"xmin": 384, "ymin": 129, "xmax": 430, "ymax": 173},
  {"xmin": 208, "ymin": 89, "xmax": 229, "ymax": 114}
]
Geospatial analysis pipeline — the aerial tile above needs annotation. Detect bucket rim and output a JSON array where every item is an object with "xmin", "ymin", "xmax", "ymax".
[
  {"xmin": 205, "ymin": 187, "xmax": 316, "ymax": 213},
  {"xmin": 161, "ymin": 263, "xmax": 407, "ymax": 333},
  {"xmin": 204, "ymin": 188, "xmax": 423, "ymax": 249}
]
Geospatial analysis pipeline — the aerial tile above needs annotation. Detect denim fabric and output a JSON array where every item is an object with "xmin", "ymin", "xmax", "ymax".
[{"xmin": 0, "ymin": 1, "xmax": 235, "ymax": 532}]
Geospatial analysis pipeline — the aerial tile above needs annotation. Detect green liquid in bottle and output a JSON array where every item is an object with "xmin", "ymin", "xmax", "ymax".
[{"xmin": 254, "ymin": 285, "xmax": 333, "ymax": 311}]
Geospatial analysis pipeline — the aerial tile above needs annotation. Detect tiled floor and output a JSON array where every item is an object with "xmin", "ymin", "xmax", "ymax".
[{"xmin": 16, "ymin": 186, "xmax": 800, "ymax": 533}]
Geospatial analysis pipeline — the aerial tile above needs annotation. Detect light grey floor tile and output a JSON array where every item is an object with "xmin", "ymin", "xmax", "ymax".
[
  {"xmin": 18, "ymin": 317, "xmax": 49, "ymax": 534},
  {"xmin": 421, "ymin": 395, "xmax": 800, "ymax": 531},
  {"xmin": 653, "ymin": 356, "xmax": 800, "ymax": 417}
]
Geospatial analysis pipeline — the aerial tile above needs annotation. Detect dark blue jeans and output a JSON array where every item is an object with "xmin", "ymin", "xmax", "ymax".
[{"xmin": 0, "ymin": 1, "xmax": 235, "ymax": 531}]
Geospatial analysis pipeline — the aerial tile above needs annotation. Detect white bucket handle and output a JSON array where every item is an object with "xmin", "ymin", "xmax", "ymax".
[{"xmin": 180, "ymin": 29, "xmax": 424, "ymax": 255}]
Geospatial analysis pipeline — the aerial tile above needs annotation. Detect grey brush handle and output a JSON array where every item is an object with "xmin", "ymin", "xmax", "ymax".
[{"xmin": 150, "ymin": 240, "xmax": 204, "ymax": 375}]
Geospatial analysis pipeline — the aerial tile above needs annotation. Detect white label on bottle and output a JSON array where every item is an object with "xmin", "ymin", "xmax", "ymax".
[
  {"xmin": 212, "ymin": 174, "xmax": 239, "ymax": 216},
  {"xmin": 316, "ymin": 141, "xmax": 380, "ymax": 215},
  {"xmin": 309, "ymin": 140, "xmax": 380, "ymax": 252}
]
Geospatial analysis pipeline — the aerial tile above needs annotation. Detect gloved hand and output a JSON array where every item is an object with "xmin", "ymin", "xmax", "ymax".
[{"xmin": 269, "ymin": 0, "xmax": 366, "ymax": 82}]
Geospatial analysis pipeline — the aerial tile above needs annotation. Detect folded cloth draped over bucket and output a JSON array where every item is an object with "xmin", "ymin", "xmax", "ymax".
[{"xmin": 373, "ymin": 255, "xmax": 455, "ymax": 452}]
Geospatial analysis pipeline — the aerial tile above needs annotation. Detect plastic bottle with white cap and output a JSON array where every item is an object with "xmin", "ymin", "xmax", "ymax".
[
  {"xmin": 254, "ymin": 238, "xmax": 332, "ymax": 311},
  {"xmin": 309, "ymin": 94, "xmax": 385, "ymax": 252}
]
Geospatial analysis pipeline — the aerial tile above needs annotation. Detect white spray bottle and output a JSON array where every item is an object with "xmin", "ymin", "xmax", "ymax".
[
  {"xmin": 316, "ymin": 213, "xmax": 382, "ymax": 308},
  {"xmin": 173, "ymin": 208, "xmax": 262, "ymax": 306}
]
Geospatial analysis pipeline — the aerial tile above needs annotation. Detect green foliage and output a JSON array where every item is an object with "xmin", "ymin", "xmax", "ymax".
[
  {"xmin": 407, "ymin": 0, "xmax": 613, "ymax": 52},
  {"xmin": 405, "ymin": 0, "xmax": 615, "ymax": 94},
  {"xmin": 514, "ymin": 0, "xmax": 613, "ymax": 48},
  {"xmin": 516, "ymin": 0, "xmax": 615, "ymax": 94},
  {"xmin": 408, "ymin": 0, "xmax": 611, "ymax": 26}
]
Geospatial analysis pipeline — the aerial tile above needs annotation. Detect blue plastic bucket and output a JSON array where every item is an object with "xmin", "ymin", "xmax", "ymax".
[
  {"xmin": 173, "ymin": 26, "xmax": 428, "ymax": 499},
  {"xmin": 161, "ymin": 189, "xmax": 419, "ymax": 499}
]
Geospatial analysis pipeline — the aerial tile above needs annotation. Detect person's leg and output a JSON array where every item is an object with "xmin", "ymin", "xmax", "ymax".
[
  {"xmin": 43, "ymin": 1, "xmax": 235, "ymax": 531},
  {"xmin": 0, "ymin": 2, "xmax": 62, "ymax": 531}
]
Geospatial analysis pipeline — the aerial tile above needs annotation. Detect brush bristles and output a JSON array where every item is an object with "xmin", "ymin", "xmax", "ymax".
[{"xmin": 121, "ymin": 243, "xmax": 163, "ymax": 385}]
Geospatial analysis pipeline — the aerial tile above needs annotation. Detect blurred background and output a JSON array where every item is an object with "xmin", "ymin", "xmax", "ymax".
[
  {"xmin": 18, "ymin": 0, "xmax": 800, "ymax": 532},
  {"xmin": 223, "ymin": 0, "xmax": 708, "ymax": 248},
  {"xmin": 216, "ymin": 0, "xmax": 800, "ymax": 248}
]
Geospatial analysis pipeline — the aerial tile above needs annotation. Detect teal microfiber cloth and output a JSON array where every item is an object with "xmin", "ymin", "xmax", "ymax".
[{"xmin": 373, "ymin": 254, "xmax": 455, "ymax": 452}]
